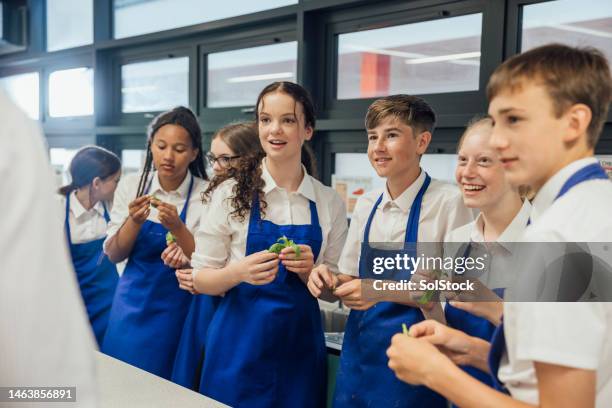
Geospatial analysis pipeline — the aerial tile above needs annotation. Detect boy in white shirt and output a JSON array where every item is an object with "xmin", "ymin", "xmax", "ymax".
[
  {"xmin": 308, "ymin": 94, "xmax": 472, "ymax": 407},
  {"xmin": 386, "ymin": 44, "xmax": 612, "ymax": 408}
]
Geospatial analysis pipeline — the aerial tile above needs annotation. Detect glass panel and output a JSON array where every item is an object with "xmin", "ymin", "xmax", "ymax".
[
  {"xmin": 337, "ymin": 13, "xmax": 483, "ymax": 99},
  {"xmin": 0, "ymin": 72, "xmax": 40, "ymax": 119},
  {"xmin": 333, "ymin": 153, "xmax": 458, "ymax": 215},
  {"xmin": 121, "ymin": 149, "xmax": 146, "ymax": 174},
  {"xmin": 207, "ymin": 42, "xmax": 298, "ymax": 108},
  {"xmin": 521, "ymin": 0, "xmax": 612, "ymax": 63},
  {"xmin": 50, "ymin": 148, "xmax": 78, "ymax": 187},
  {"xmin": 121, "ymin": 57, "xmax": 189, "ymax": 113},
  {"xmin": 46, "ymin": 0, "xmax": 93, "ymax": 51},
  {"xmin": 114, "ymin": 0, "xmax": 297, "ymax": 39},
  {"xmin": 49, "ymin": 67, "xmax": 94, "ymax": 117}
]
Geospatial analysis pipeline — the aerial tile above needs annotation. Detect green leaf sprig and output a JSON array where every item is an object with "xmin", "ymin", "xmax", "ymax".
[
  {"xmin": 268, "ymin": 235, "xmax": 301, "ymax": 259},
  {"xmin": 150, "ymin": 194, "xmax": 162, "ymax": 208},
  {"xmin": 417, "ymin": 269, "xmax": 445, "ymax": 305},
  {"xmin": 402, "ymin": 323, "xmax": 411, "ymax": 336},
  {"xmin": 166, "ymin": 232, "xmax": 176, "ymax": 246}
]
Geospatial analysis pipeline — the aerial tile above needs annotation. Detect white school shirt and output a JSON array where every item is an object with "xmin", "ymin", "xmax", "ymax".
[
  {"xmin": 0, "ymin": 90, "xmax": 97, "ymax": 407},
  {"xmin": 57, "ymin": 191, "xmax": 109, "ymax": 244},
  {"xmin": 444, "ymin": 200, "xmax": 531, "ymax": 289},
  {"xmin": 499, "ymin": 158, "xmax": 612, "ymax": 406},
  {"xmin": 103, "ymin": 170, "xmax": 208, "ymax": 253},
  {"xmin": 191, "ymin": 159, "xmax": 348, "ymax": 272},
  {"xmin": 338, "ymin": 169, "xmax": 474, "ymax": 277}
]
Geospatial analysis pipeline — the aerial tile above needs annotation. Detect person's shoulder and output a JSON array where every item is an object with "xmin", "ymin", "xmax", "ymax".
[
  {"xmin": 191, "ymin": 175, "xmax": 210, "ymax": 192},
  {"xmin": 425, "ymin": 178, "xmax": 463, "ymax": 204},
  {"xmin": 310, "ymin": 176, "xmax": 344, "ymax": 206},
  {"xmin": 533, "ymin": 180, "xmax": 612, "ymax": 240}
]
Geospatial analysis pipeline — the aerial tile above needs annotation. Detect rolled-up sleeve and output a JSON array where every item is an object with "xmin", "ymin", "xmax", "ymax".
[
  {"xmin": 191, "ymin": 182, "xmax": 234, "ymax": 270},
  {"xmin": 103, "ymin": 173, "xmax": 134, "ymax": 253}
]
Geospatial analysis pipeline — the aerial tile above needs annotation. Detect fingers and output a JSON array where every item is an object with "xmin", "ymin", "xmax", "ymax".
[
  {"xmin": 333, "ymin": 279, "xmax": 359, "ymax": 298},
  {"xmin": 307, "ymin": 279, "xmax": 322, "ymax": 297},
  {"xmin": 253, "ymin": 250, "xmax": 281, "ymax": 263},
  {"xmin": 279, "ymin": 245, "xmax": 313, "ymax": 260}
]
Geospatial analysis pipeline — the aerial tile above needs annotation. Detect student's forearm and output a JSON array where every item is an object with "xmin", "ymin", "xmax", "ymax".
[
  {"xmin": 105, "ymin": 219, "xmax": 141, "ymax": 263},
  {"xmin": 193, "ymin": 263, "xmax": 241, "ymax": 296},
  {"xmin": 172, "ymin": 223, "xmax": 195, "ymax": 257},
  {"xmin": 467, "ymin": 336, "xmax": 492, "ymax": 373},
  {"xmin": 426, "ymin": 360, "xmax": 532, "ymax": 408}
]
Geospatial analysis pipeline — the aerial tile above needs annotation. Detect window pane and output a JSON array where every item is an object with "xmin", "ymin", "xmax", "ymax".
[
  {"xmin": 121, "ymin": 149, "xmax": 146, "ymax": 174},
  {"xmin": 333, "ymin": 152, "xmax": 458, "ymax": 214},
  {"xmin": 50, "ymin": 148, "xmax": 78, "ymax": 187},
  {"xmin": 207, "ymin": 42, "xmax": 297, "ymax": 108},
  {"xmin": 49, "ymin": 68, "xmax": 94, "ymax": 117},
  {"xmin": 121, "ymin": 57, "xmax": 189, "ymax": 113},
  {"xmin": 337, "ymin": 14, "xmax": 483, "ymax": 99},
  {"xmin": 46, "ymin": 0, "xmax": 93, "ymax": 51},
  {"xmin": 114, "ymin": 0, "xmax": 297, "ymax": 39},
  {"xmin": 521, "ymin": 0, "xmax": 612, "ymax": 63},
  {"xmin": 0, "ymin": 72, "xmax": 40, "ymax": 119}
]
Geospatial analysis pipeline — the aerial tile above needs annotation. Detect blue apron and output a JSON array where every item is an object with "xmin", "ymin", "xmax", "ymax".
[
  {"xmin": 102, "ymin": 175, "xmax": 194, "ymax": 380},
  {"xmin": 445, "ymin": 243, "xmax": 504, "ymax": 390},
  {"xmin": 334, "ymin": 173, "xmax": 447, "ymax": 408},
  {"xmin": 65, "ymin": 194, "xmax": 118, "ymax": 347},
  {"xmin": 171, "ymin": 293, "xmax": 220, "ymax": 390},
  {"xmin": 200, "ymin": 195, "xmax": 326, "ymax": 408},
  {"xmin": 488, "ymin": 162, "xmax": 610, "ymax": 393}
]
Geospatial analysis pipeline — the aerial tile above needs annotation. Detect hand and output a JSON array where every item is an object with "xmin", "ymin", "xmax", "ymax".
[
  {"xmin": 161, "ymin": 243, "xmax": 190, "ymax": 269},
  {"xmin": 409, "ymin": 319, "xmax": 490, "ymax": 370},
  {"xmin": 155, "ymin": 201, "xmax": 183, "ymax": 233},
  {"xmin": 280, "ymin": 244, "xmax": 314, "ymax": 276},
  {"xmin": 232, "ymin": 250, "xmax": 279, "ymax": 286},
  {"xmin": 307, "ymin": 264, "xmax": 339, "ymax": 298},
  {"xmin": 128, "ymin": 195, "xmax": 151, "ymax": 224},
  {"xmin": 408, "ymin": 269, "xmax": 439, "ymax": 309},
  {"xmin": 176, "ymin": 268, "xmax": 199, "ymax": 294},
  {"xmin": 386, "ymin": 332, "xmax": 451, "ymax": 386},
  {"xmin": 334, "ymin": 279, "xmax": 377, "ymax": 310},
  {"xmin": 443, "ymin": 277, "xmax": 503, "ymax": 325}
]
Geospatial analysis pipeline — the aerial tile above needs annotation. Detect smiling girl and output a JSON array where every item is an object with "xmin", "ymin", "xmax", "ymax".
[{"xmin": 182, "ymin": 82, "xmax": 348, "ymax": 407}]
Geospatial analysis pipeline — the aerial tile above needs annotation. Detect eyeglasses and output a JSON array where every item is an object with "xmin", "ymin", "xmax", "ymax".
[{"xmin": 205, "ymin": 152, "xmax": 241, "ymax": 168}]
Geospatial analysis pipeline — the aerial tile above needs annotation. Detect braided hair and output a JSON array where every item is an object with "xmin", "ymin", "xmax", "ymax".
[{"xmin": 135, "ymin": 106, "xmax": 208, "ymax": 198}]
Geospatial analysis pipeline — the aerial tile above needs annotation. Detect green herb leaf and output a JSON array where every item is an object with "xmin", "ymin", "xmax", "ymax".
[
  {"xmin": 165, "ymin": 232, "xmax": 176, "ymax": 245},
  {"xmin": 290, "ymin": 242, "xmax": 301, "ymax": 259},
  {"xmin": 402, "ymin": 323, "xmax": 410, "ymax": 336},
  {"xmin": 268, "ymin": 243, "xmax": 284, "ymax": 254}
]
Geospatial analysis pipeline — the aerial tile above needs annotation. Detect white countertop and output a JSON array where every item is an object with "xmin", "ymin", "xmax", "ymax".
[{"xmin": 95, "ymin": 352, "xmax": 228, "ymax": 408}]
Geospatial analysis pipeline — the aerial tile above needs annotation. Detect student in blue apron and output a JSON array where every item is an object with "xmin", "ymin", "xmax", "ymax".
[
  {"xmin": 181, "ymin": 81, "xmax": 348, "ymax": 407},
  {"xmin": 386, "ymin": 44, "xmax": 612, "ymax": 407},
  {"xmin": 58, "ymin": 145, "xmax": 121, "ymax": 347},
  {"xmin": 102, "ymin": 106, "xmax": 209, "ymax": 380},
  {"xmin": 443, "ymin": 116, "xmax": 531, "ymax": 390},
  {"xmin": 308, "ymin": 94, "xmax": 473, "ymax": 407},
  {"xmin": 171, "ymin": 122, "xmax": 262, "ymax": 390}
]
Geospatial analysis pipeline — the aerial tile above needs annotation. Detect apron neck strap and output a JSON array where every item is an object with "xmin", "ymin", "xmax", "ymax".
[
  {"xmin": 64, "ymin": 192, "xmax": 73, "ymax": 247},
  {"xmin": 555, "ymin": 162, "xmax": 608, "ymax": 200}
]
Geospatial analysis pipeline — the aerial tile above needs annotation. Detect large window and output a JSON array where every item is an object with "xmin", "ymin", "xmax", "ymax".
[
  {"xmin": 48, "ymin": 67, "xmax": 94, "ymax": 117},
  {"xmin": 50, "ymin": 147, "xmax": 78, "ymax": 186},
  {"xmin": 207, "ymin": 42, "xmax": 298, "ymax": 108},
  {"xmin": 121, "ymin": 57, "xmax": 189, "ymax": 113},
  {"xmin": 114, "ymin": 0, "xmax": 297, "ymax": 39},
  {"xmin": 0, "ymin": 72, "xmax": 40, "ymax": 119},
  {"xmin": 46, "ymin": 0, "xmax": 93, "ymax": 51},
  {"xmin": 337, "ymin": 13, "xmax": 483, "ymax": 99},
  {"xmin": 521, "ymin": 0, "xmax": 612, "ymax": 63}
]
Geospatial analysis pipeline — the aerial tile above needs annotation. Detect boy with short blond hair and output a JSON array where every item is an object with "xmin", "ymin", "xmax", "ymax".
[{"xmin": 386, "ymin": 43, "xmax": 612, "ymax": 407}]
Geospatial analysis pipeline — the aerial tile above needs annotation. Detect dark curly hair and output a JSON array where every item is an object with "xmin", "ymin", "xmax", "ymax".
[
  {"xmin": 135, "ymin": 106, "xmax": 208, "ymax": 198},
  {"xmin": 203, "ymin": 82, "xmax": 318, "ymax": 222}
]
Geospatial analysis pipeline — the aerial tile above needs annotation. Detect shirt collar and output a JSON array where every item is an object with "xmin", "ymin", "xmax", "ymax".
[
  {"xmin": 531, "ymin": 157, "xmax": 598, "ymax": 223},
  {"xmin": 149, "ymin": 169, "xmax": 192, "ymax": 198},
  {"xmin": 261, "ymin": 157, "xmax": 316, "ymax": 202},
  {"xmin": 469, "ymin": 200, "xmax": 532, "ymax": 250},
  {"xmin": 381, "ymin": 169, "xmax": 426, "ymax": 213},
  {"xmin": 70, "ymin": 190, "xmax": 105, "ymax": 219}
]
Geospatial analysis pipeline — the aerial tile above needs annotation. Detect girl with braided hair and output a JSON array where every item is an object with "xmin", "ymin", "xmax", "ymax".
[{"xmin": 102, "ymin": 106, "xmax": 209, "ymax": 380}]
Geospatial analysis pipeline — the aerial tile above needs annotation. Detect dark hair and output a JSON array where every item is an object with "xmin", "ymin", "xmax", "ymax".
[
  {"xmin": 205, "ymin": 82, "xmax": 318, "ymax": 222},
  {"xmin": 136, "ymin": 106, "xmax": 208, "ymax": 198},
  {"xmin": 58, "ymin": 146, "xmax": 121, "ymax": 196},
  {"xmin": 365, "ymin": 94, "xmax": 436, "ymax": 136},
  {"xmin": 487, "ymin": 43, "xmax": 612, "ymax": 148},
  {"xmin": 214, "ymin": 121, "xmax": 261, "ymax": 157}
]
